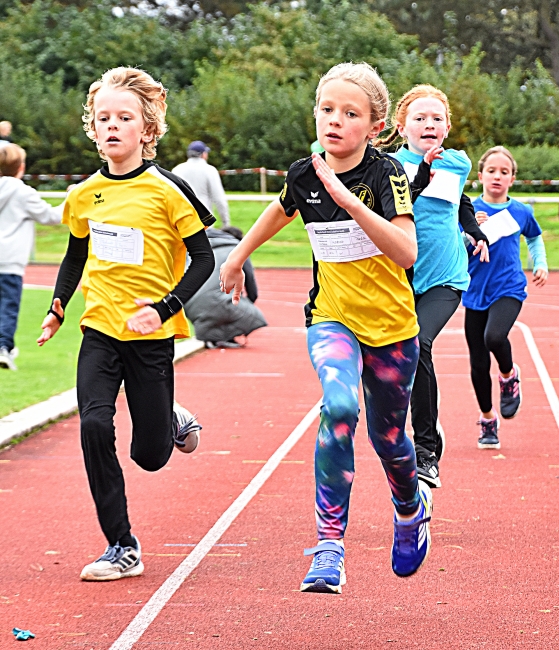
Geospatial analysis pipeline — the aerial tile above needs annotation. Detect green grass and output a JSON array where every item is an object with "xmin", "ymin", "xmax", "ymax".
[
  {"xmin": 0, "ymin": 289, "xmax": 85, "ymax": 418},
  {"xmin": 37, "ymin": 194, "xmax": 559, "ymax": 268}
]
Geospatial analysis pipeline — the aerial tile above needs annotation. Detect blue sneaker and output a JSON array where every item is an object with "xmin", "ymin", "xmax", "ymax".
[
  {"xmin": 392, "ymin": 481, "xmax": 433, "ymax": 577},
  {"xmin": 477, "ymin": 416, "xmax": 500, "ymax": 449},
  {"xmin": 300, "ymin": 541, "xmax": 346, "ymax": 594}
]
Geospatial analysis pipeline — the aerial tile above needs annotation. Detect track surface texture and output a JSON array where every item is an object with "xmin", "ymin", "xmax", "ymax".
[{"xmin": 2, "ymin": 267, "xmax": 559, "ymax": 649}]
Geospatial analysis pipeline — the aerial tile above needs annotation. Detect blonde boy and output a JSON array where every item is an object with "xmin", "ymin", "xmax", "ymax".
[{"xmin": 38, "ymin": 68, "xmax": 215, "ymax": 580}]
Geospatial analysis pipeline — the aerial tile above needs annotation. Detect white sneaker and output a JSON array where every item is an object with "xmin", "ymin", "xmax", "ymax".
[
  {"xmin": 0, "ymin": 347, "xmax": 17, "ymax": 371},
  {"xmin": 173, "ymin": 402, "xmax": 201, "ymax": 453},
  {"xmin": 80, "ymin": 537, "xmax": 144, "ymax": 581}
]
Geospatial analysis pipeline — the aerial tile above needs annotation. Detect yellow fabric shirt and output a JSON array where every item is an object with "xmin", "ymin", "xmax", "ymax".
[
  {"xmin": 279, "ymin": 147, "xmax": 419, "ymax": 347},
  {"xmin": 63, "ymin": 163, "xmax": 215, "ymax": 341}
]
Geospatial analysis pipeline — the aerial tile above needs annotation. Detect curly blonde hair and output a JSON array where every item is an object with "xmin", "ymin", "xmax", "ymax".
[
  {"xmin": 315, "ymin": 62, "xmax": 390, "ymax": 136},
  {"xmin": 377, "ymin": 84, "xmax": 451, "ymax": 148},
  {"xmin": 83, "ymin": 67, "xmax": 168, "ymax": 161}
]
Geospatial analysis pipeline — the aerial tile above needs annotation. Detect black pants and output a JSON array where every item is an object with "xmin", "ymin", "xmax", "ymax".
[
  {"xmin": 464, "ymin": 298, "xmax": 522, "ymax": 414},
  {"xmin": 411, "ymin": 286, "xmax": 462, "ymax": 455},
  {"xmin": 77, "ymin": 327, "xmax": 175, "ymax": 546}
]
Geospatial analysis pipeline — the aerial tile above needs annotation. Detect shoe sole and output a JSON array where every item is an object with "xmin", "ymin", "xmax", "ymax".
[
  {"xmin": 300, "ymin": 567, "xmax": 346, "ymax": 594},
  {"xmin": 501, "ymin": 364, "xmax": 522, "ymax": 420},
  {"xmin": 80, "ymin": 560, "xmax": 145, "ymax": 581},
  {"xmin": 392, "ymin": 482, "xmax": 433, "ymax": 578},
  {"xmin": 477, "ymin": 441, "xmax": 501, "ymax": 449},
  {"xmin": 175, "ymin": 430, "xmax": 200, "ymax": 454}
]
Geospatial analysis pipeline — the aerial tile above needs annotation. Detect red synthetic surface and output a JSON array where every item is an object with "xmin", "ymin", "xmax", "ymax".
[{"xmin": 2, "ymin": 269, "xmax": 559, "ymax": 648}]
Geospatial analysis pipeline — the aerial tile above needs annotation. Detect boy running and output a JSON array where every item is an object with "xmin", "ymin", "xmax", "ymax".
[{"xmin": 37, "ymin": 67, "xmax": 215, "ymax": 581}]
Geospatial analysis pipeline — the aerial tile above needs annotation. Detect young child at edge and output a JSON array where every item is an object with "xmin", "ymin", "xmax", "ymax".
[
  {"xmin": 464, "ymin": 146, "xmax": 547, "ymax": 449},
  {"xmin": 220, "ymin": 62, "xmax": 433, "ymax": 594},
  {"xmin": 0, "ymin": 143, "xmax": 62, "ymax": 370},
  {"xmin": 37, "ymin": 67, "xmax": 216, "ymax": 581},
  {"xmin": 379, "ymin": 84, "xmax": 489, "ymax": 490}
]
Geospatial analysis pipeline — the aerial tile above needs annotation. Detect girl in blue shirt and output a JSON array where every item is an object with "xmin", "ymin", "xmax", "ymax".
[
  {"xmin": 379, "ymin": 85, "xmax": 488, "ymax": 489},
  {"xmin": 464, "ymin": 146, "xmax": 548, "ymax": 449}
]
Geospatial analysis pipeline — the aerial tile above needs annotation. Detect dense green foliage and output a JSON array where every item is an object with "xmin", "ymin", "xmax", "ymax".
[{"xmin": 2, "ymin": 0, "xmax": 559, "ymax": 187}]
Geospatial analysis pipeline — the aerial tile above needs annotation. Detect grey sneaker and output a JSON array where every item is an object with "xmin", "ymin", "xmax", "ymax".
[
  {"xmin": 173, "ymin": 402, "xmax": 201, "ymax": 453},
  {"xmin": 80, "ymin": 536, "xmax": 144, "ymax": 581},
  {"xmin": 0, "ymin": 347, "xmax": 17, "ymax": 371},
  {"xmin": 499, "ymin": 364, "xmax": 522, "ymax": 419},
  {"xmin": 477, "ymin": 417, "xmax": 500, "ymax": 449}
]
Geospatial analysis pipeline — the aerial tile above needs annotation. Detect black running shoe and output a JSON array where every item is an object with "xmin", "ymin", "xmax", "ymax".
[
  {"xmin": 416, "ymin": 451, "xmax": 441, "ymax": 488},
  {"xmin": 477, "ymin": 417, "xmax": 500, "ymax": 449},
  {"xmin": 499, "ymin": 364, "xmax": 522, "ymax": 419}
]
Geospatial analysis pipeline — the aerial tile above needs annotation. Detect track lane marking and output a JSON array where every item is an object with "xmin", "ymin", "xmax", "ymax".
[
  {"xmin": 109, "ymin": 399, "xmax": 322, "ymax": 650},
  {"xmin": 515, "ymin": 320, "xmax": 559, "ymax": 430}
]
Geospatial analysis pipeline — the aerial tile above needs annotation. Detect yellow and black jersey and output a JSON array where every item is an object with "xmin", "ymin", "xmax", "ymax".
[
  {"xmin": 63, "ymin": 161, "xmax": 216, "ymax": 341},
  {"xmin": 279, "ymin": 145, "xmax": 419, "ymax": 347}
]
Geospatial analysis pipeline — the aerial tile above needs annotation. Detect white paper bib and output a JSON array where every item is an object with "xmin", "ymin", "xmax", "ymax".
[
  {"xmin": 305, "ymin": 219, "xmax": 382, "ymax": 263},
  {"xmin": 88, "ymin": 220, "xmax": 144, "ymax": 265}
]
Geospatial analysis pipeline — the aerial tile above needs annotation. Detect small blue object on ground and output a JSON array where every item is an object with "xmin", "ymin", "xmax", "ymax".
[{"xmin": 12, "ymin": 628, "xmax": 35, "ymax": 640}]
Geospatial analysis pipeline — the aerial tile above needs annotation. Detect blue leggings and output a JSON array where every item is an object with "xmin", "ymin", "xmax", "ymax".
[{"xmin": 307, "ymin": 321, "xmax": 420, "ymax": 539}]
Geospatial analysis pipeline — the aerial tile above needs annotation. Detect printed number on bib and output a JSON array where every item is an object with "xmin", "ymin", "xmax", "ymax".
[
  {"xmin": 305, "ymin": 219, "xmax": 382, "ymax": 263},
  {"xmin": 88, "ymin": 220, "xmax": 144, "ymax": 265}
]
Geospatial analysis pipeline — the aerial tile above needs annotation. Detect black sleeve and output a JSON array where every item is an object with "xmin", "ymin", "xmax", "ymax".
[
  {"xmin": 150, "ymin": 229, "xmax": 215, "ymax": 324},
  {"xmin": 242, "ymin": 257, "xmax": 258, "ymax": 303},
  {"xmin": 409, "ymin": 160, "xmax": 431, "ymax": 204},
  {"xmin": 52, "ymin": 234, "xmax": 89, "ymax": 312},
  {"xmin": 459, "ymin": 193, "xmax": 489, "ymax": 243}
]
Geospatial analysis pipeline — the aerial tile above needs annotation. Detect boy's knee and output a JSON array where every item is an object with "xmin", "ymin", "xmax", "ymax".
[
  {"xmin": 131, "ymin": 440, "xmax": 172, "ymax": 472},
  {"xmin": 80, "ymin": 410, "xmax": 113, "ymax": 444}
]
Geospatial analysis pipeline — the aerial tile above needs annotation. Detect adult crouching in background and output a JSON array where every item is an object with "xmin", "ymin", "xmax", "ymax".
[{"xmin": 184, "ymin": 226, "xmax": 267, "ymax": 348}]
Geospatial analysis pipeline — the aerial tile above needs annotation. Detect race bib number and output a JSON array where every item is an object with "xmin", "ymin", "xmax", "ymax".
[
  {"xmin": 305, "ymin": 219, "xmax": 382, "ymax": 263},
  {"xmin": 479, "ymin": 209, "xmax": 520, "ymax": 245},
  {"xmin": 88, "ymin": 220, "xmax": 144, "ymax": 265}
]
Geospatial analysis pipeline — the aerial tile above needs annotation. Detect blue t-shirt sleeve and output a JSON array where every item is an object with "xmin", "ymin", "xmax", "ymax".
[{"xmin": 521, "ymin": 204, "xmax": 542, "ymax": 238}]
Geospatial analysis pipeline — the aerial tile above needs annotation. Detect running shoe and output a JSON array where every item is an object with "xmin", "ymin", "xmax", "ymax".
[
  {"xmin": 477, "ymin": 416, "xmax": 500, "ymax": 449},
  {"xmin": 80, "ymin": 536, "xmax": 143, "ymax": 581},
  {"xmin": 499, "ymin": 364, "xmax": 522, "ymax": 419},
  {"xmin": 173, "ymin": 402, "xmax": 202, "ymax": 453},
  {"xmin": 0, "ymin": 347, "xmax": 17, "ymax": 371},
  {"xmin": 416, "ymin": 450, "xmax": 441, "ymax": 488},
  {"xmin": 300, "ymin": 542, "xmax": 346, "ymax": 594},
  {"xmin": 391, "ymin": 480, "xmax": 432, "ymax": 578}
]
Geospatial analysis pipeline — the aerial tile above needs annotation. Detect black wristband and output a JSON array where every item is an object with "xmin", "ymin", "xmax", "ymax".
[
  {"xmin": 48, "ymin": 307, "xmax": 64, "ymax": 325},
  {"xmin": 161, "ymin": 293, "xmax": 183, "ymax": 316}
]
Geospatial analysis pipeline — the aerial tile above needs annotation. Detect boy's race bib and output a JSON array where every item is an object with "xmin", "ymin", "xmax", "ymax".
[
  {"xmin": 88, "ymin": 220, "xmax": 144, "ymax": 265},
  {"xmin": 305, "ymin": 219, "xmax": 382, "ymax": 263}
]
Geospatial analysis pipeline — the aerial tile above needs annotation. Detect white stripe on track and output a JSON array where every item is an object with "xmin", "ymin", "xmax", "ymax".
[
  {"xmin": 515, "ymin": 320, "xmax": 559, "ymax": 430},
  {"xmin": 109, "ymin": 399, "xmax": 322, "ymax": 650}
]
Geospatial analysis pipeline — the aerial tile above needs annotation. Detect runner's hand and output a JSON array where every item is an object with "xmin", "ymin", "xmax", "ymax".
[
  {"xmin": 311, "ymin": 153, "xmax": 355, "ymax": 210},
  {"xmin": 127, "ymin": 298, "xmax": 162, "ymax": 335},
  {"xmin": 220, "ymin": 261, "xmax": 245, "ymax": 305},
  {"xmin": 533, "ymin": 268, "xmax": 548, "ymax": 287},
  {"xmin": 475, "ymin": 210, "xmax": 488, "ymax": 225},
  {"xmin": 37, "ymin": 298, "xmax": 64, "ymax": 346},
  {"xmin": 423, "ymin": 145, "xmax": 443, "ymax": 166},
  {"xmin": 472, "ymin": 240, "xmax": 489, "ymax": 263}
]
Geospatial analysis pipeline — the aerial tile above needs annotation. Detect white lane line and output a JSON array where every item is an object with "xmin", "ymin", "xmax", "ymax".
[
  {"xmin": 109, "ymin": 399, "xmax": 322, "ymax": 650},
  {"xmin": 515, "ymin": 320, "xmax": 559, "ymax": 430}
]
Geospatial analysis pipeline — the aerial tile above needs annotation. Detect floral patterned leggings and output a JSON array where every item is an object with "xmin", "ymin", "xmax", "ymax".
[{"xmin": 307, "ymin": 321, "xmax": 420, "ymax": 540}]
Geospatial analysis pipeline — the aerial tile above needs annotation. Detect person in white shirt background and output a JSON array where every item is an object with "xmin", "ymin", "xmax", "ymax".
[{"xmin": 172, "ymin": 140, "xmax": 230, "ymax": 227}]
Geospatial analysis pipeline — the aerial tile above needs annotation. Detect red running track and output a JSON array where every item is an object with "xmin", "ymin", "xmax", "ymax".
[{"xmin": 2, "ymin": 268, "xmax": 559, "ymax": 648}]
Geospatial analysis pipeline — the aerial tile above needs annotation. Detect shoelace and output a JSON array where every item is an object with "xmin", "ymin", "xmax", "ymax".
[
  {"xmin": 477, "ymin": 419, "xmax": 498, "ymax": 436},
  {"xmin": 312, "ymin": 550, "xmax": 341, "ymax": 570},
  {"xmin": 98, "ymin": 544, "xmax": 125, "ymax": 563},
  {"xmin": 394, "ymin": 513, "xmax": 430, "ymax": 556},
  {"xmin": 176, "ymin": 415, "xmax": 202, "ymax": 443}
]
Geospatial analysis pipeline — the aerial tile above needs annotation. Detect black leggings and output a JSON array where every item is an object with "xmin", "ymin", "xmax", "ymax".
[
  {"xmin": 411, "ymin": 285, "xmax": 462, "ymax": 455},
  {"xmin": 77, "ymin": 327, "xmax": 175, "ymax": 546},
  {"xmin": 464, "ymin": 298, "xmax": 522, "ymax": 414}
]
